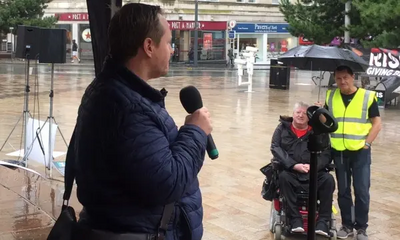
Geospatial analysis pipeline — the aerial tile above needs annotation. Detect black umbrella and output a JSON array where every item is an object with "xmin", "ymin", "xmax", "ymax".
[{"xmin": 278, "ymin": 44, "xmax": 369, "ymax": 72}]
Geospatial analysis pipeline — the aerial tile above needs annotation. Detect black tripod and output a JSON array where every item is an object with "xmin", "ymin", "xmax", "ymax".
[
  {"xmin": 0, "ymin": 53, "xmax": 35, "ymax": 168},
  {"xmin": 306, "ymin": 106, "xmax": 338, "ymax": 240}
]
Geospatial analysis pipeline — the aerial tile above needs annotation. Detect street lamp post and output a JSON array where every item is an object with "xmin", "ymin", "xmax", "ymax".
[
  {"xmin": 344, "ymin": 0, "xmax": 351, "ymax": 44},
  {"xmin": 193, "ymin": 0, "xmax": 199, "ymax": 67},
  {"xmin": 9, "ymin": 27, "xmax": 14, "ymax": 54}
]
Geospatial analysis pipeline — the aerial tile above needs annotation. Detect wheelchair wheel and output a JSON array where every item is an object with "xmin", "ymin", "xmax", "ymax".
[
  {"xmin": 269, "ymin": 203, "xmax": 279, "ymax": 233},
  {"xmin": 274, "ymin": 224, "xmax": 282, "ymax": 240},
  {"xmin": 331, "ymin": 214, "xmax": 337, "ymax": 229},
  {"xmin": 330, "ymin": 229, "xmax": 337, "ymax": 240}
]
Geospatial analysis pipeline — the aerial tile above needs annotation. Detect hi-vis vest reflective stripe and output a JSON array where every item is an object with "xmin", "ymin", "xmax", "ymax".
[{"xmin": 326, "ymin": 88, "xmax": 376, "ymax": 151}]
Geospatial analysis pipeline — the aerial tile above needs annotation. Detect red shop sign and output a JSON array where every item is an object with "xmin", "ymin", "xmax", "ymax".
[
  {"xmin": 56, "ymin": 13, "xmax": 89, "ymax": 21},
  {"xmin": 168, "ymin": 21, "xmax": 226, "ymax": 31},
  {"xmin": 55, "ymin": 13, "xmax": 227, "ymax": 31}
]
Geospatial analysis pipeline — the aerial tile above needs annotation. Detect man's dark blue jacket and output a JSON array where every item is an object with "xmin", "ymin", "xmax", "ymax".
[{"xmin": 71, "ymin": 57, "xmax": 207, "ymax": 240}]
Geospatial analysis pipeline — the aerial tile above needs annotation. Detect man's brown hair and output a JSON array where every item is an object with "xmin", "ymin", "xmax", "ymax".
[{"xmin": 108, "ymin": 3, "xmax": 164, "ymax": 63}]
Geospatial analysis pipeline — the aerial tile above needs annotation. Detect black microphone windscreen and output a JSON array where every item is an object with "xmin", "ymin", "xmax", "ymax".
[{"xmin": 179, "ymin": 85, "xmax": 203, "ymax": 114}]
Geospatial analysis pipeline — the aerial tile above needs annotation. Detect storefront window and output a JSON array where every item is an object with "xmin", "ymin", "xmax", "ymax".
[
  {"xmin": 236, "ymin": 33, "xmax": 265, "ymax": 62},
  {"xmin": 78, "ymin": 24, "xmax": 93, "ymax": 60},
  {"xmin": 267, "ymin": 34, "xmax": 297, "ymax": 59},
  {"xmin": 171, "ymin": 30, "xmax": 182, "ymax": 62},
  {"xmin": 189, "ymin": 31, "xmax": 226, "ymax": 61}
]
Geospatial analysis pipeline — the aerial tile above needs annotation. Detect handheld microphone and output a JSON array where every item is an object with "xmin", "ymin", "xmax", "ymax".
[{"xmin": 179, "ymin": 85, "xmax": 219, "ymax": 160}]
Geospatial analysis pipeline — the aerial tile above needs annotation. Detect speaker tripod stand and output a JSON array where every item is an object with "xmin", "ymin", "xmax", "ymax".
[
  {"xmin": 0, "ymin": 58, "xmax": 33, "ymax": 168},
  {"xmin": 1, "ymin": 62, "xmax": 68, "ymax": 178},
  {"xmin": 20, "ymin": 63, "xmax": 68, "ymax": 178},
  {"xmin": 39, "ymin": 63, "xmax": 69, "ymax": 178}
]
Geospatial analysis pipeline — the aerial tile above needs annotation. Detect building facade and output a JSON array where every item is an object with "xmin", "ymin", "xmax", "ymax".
[
  {"xmin": 43, "ymin": 0, "xmax": 297, "ymax": 63},
  {"xmin": 230, "ymin": 22, "xmax": 297, "ymax": 64}
]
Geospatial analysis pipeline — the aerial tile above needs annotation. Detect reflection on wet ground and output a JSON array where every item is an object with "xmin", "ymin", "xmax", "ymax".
[{"xmin": 0, "ymin": 63, "xmax": 400, "ymax": 240}]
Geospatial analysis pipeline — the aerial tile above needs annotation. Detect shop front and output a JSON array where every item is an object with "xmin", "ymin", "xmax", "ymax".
[
  {"xmin": 54, "ymin": 13, "xmax": 227, "ymax": 62},
  {"xmin": 55, "ymin": 13, "xmax": 93, "ymax": 60},
  {"xmin": 168, "ymin": 21, "xmax": 227, "ymax": 63},
  {"xmin": 231, "ymin": 23, "xmax": 297, "ymax": 64}
]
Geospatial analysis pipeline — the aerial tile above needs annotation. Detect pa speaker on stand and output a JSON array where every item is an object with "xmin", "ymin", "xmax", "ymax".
[
  {"xmin": 15, "ymin": 26, "xmax": 41, "ymax": 60},
  {"xmin": 38, "ymin": 28, "xmax": 69, "ymax": 178},
  {"xmin": 1, "ymin": 26, "xmax": 69, "ymax": 178},
  {"xmin": 1, "ymin": 26, "xmax": 42, "ymax": 168},
  {"xmin": 39, "ymin": 28, "xmax": 67, "ymax": 64}
]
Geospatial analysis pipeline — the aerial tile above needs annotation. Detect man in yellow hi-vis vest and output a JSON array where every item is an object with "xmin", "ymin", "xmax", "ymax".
[{"xmin": 317, "ymin": 66, "xmax": 381, "ymax": 240}]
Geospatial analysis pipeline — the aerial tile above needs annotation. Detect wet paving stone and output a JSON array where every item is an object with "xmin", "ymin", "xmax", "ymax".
[{"xmin": 0, "ymin": 63, "xmax": 399, "ymax": 239}]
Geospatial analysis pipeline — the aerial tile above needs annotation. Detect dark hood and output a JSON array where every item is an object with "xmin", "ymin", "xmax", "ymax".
[{"xmin": 279, "ymin": 115, "xmax": 294, "ymax": 128}]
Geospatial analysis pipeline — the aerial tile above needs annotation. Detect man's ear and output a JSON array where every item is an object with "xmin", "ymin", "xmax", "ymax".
[{"xmin": 143, "ymin": 37, "xmax": 154, "ymax": 58}]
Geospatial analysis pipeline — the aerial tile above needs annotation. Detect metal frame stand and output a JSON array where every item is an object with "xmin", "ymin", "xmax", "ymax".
[
  {"xmin": 30, "ymin": 63, "xmax": 68, "ymax": 178},
  {"xmin": 306, "ymin": 106, "xmax": 338, "ymax": 240},
  {"xmin": 307, "ymin": 134, "xmax": 325, "ymax": 240},
  {"xmin": 7, "ymin": 63, "xmax": 69, "ymax": 178},
  {"xmin": 0, "ymin": 59, "xmax": 32, "ymax": 167},
  {"xmin": 48, "ymin": 63, "xmax": 55, "ymax": 177},
  {"xmin": 236, "ymin": 47, "xmax": 257, "ymax": 93}
]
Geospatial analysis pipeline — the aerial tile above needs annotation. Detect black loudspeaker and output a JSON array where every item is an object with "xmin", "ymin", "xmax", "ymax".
[
  {"xmin": 15, "ymin": 25, "xmax": 42, "ymax": 59},
  {"xmin": 39, "ymin": 28, "xmax": 67, "ymax": 63}
]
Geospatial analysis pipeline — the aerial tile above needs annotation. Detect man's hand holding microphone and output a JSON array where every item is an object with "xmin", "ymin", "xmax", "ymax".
[
  {"xmin": 185, "ymin": 107, "xmax": 213, "ymax": 136},
  {"xmin": 180, "ymin": 86, "xmax": 219, "ymax": 160}
]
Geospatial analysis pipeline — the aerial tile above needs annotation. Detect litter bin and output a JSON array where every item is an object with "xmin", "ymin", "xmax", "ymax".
[{"xmin": 269, "ymin": 59, "xmax": 290, "ymax": 90}]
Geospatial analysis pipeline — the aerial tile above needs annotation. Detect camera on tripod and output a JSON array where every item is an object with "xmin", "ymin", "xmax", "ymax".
[
  {"xmin": 305, "ymin": 106, "xmax": 338, "ymax": 240},
  {"xmin": 307, "ymin": 106, "xmax": 338, "ymax": 136}
]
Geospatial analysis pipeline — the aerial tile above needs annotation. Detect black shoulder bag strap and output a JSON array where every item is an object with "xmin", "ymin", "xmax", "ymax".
[
  {"xmin": 62, "ymin": 128, "xmax": 175, "ymax": 240},
  {"xmin": 62, "ymin": 128, "xmax": 76, "ymax": 210},
  {"xmin": 157, "ymin": 203, "xmax": 174, "ymax": 240}
]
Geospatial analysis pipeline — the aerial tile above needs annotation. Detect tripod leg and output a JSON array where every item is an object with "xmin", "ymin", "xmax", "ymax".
[
  {"xmin": 48, "ymin": 63, "xmax": 55, "ymax": 178},
  {"xmin": 22, "ymin": 59, "xmax": 31, "ymax": 167},
  {"xmin": 52, "ymin": 118, "xmax": 69, "ymax": 147},
  {"xmin": 0, "ymin": 114, "xmax": 23, "ymax": 151},
  {"xmin": 1, "ymin": 57, "xmax": 35, "ymax": 167},
  {"xmin": 307, "ymin": 152, "xmax": 319, "ymax": 240}
]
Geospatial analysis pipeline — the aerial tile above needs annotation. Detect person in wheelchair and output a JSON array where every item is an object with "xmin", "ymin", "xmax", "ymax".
[{"xmin": 271, "ymin": 101, "xmax": 335, "ymax": 236}]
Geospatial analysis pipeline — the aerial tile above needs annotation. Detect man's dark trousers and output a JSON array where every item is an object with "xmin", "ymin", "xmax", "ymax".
[
  {"xmin": 333, "ymin": 148, "xmax": 371, "ymax": 230},
  {"xmin": 279, "ymin": 171, "xmax": 335, "ymax": 222}
]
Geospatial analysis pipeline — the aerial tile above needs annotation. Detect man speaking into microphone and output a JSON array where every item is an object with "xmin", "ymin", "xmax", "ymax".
[{"xmin": 69, "ymin": 3, "xmax": 212, "ymax": 240}]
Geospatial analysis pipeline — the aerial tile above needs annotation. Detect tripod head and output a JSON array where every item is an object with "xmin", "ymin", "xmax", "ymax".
[
  {"xmin": 306, "ymin": 106, "xmax": 338, "ymax": 152},
  {"xmin": 307, "ymin": 106, "xmax": 338, "ymax": 135}
]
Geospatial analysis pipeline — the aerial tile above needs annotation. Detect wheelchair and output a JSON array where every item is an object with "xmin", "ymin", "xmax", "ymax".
[{"xmin": 264, "ymin": 161, "xmax": 337, "ymax": 240}]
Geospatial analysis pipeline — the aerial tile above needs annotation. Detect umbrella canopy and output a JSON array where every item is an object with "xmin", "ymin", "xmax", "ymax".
[{"xmin": 278, "ymin": 45, "xmax": 369, "ymax": 72}]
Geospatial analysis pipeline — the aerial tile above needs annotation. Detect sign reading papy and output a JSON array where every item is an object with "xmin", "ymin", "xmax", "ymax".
[{"xmin": 367, "ymin": 48, "xmax": 400, "ymax": 77}]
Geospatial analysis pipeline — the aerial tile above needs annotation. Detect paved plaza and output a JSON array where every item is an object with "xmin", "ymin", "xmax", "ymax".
[{"xmin": 0, "ymin": 63, "xmax": 399, "ymax": 240}]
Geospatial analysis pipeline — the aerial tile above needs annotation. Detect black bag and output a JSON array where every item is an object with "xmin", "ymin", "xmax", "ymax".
[
  {"xmin": 260, "ymin": 163, "xmax": 278, "ymax": 201},
  {"xmin": 47, "ymin": 130, "xmax": 174, "ymax": 240}
]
